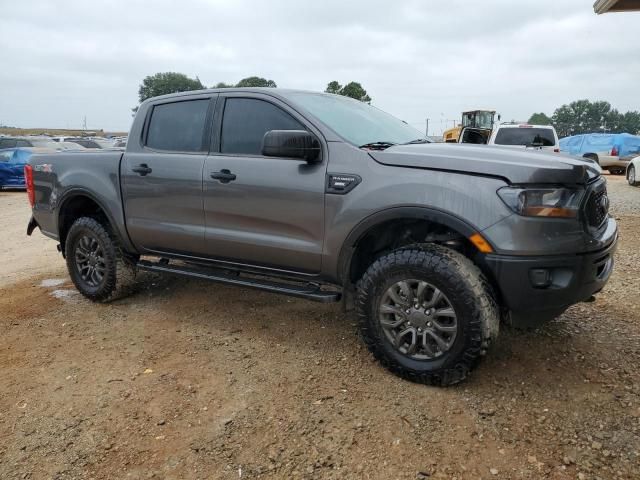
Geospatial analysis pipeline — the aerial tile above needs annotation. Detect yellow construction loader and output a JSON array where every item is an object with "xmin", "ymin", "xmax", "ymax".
[{"xmin": 443, "ymin": 110, "xmax": 497, "ymax": 143}]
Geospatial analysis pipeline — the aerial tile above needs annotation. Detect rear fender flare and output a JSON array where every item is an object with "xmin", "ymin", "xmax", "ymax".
[{"xmin": 56, "ymin": 188, "xmax": 137, "ymax": 254}]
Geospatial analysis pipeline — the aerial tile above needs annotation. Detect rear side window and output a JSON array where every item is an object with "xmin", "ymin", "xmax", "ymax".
[
  {"xmin": 146, "ymin": 99, "xmax": 210, "ymax": 152},
  {"xmin": 15, "ymin": 140, "xmax": 32, "ymax": 147},
  {"xmin": 221, "ymin": 98, "xmax": 304, "ymax": 155},
  {"xmin": 0, "ymin": 139, "xmax": 17, "ymax": 149},
  {"xmin": 494, "ymin": 128, "xmax": 556, "ymax": 147}
]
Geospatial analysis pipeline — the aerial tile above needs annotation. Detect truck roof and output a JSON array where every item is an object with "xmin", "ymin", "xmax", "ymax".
[{"xmin": 140, "ymin": 87, "xmax": 321, "ymax": 105}]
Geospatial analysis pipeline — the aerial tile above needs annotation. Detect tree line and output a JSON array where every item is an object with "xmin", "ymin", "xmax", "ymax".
[
  {"xmin": 528, "ymin": 100, "xmax": 640, "ymax": 137},
  {"xmin": 134, "ymin": 72, "xmax": 372, "ymax": 112}
]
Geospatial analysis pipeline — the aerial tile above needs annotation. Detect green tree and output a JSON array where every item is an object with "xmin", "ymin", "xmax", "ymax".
[
  {"xmin": 234, "ymin": 76, "xmax": 277, "ymax": 88},
  {"xmin": 138, "ymin": 72, "xmax": 204, "ymax": 103},
  {"xmin": 621, "ymin": 111, "xmax": 640, "ymax": 134},
  {"xmin": 325, "ymin": 81, "xmax": 342, "ymax": 94},
  {"xmin": 527, "ymin": 112, "xmax": 552, "ymax": 125},
  {"xmin": 324, "ymin": 81, "xmax": 371, "ymax": 103},
  {"xmin": 214, "ymin": 81, "xmax": 234, "ymax": 88},
  {"xmin": 551, "ymin": 99, "xmax": 623, "ymax": 137},
  {"xmin": 133, "ymin": 72, "xmax": 204, "ymax": 114}
]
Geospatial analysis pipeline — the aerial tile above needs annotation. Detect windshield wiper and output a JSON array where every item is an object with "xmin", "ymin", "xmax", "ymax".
[
  {"xmin": 402, "ymin": 138, "xmax": 431, "ymax": 145},
  {"xmin": 359, "ymin": 141, "xmax": 397, "ymax": 150}
]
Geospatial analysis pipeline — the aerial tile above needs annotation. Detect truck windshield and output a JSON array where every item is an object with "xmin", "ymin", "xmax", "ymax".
[
  {"xmin": 283, "ymin": 92, "xmax": 425, "ymax": 147},
  {"xmin": 494, "ymin": 128, "xmax": 556, "ymax": 147},
  {"xmin": 462, "ymin": 111, "xmax": 494, "ymax": 129}
]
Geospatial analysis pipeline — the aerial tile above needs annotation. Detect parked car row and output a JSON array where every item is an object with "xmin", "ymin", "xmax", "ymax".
[
  {"xmin": 0, "ymin": 135, "xmax": 128, "ymax": 190},
  {"xmin": 0, "ymin": 135, "xmax": 128, "ymax": 151},
  {"xmin": 0, "ymin": 136, "xmax": 85, "ymax": 151}
]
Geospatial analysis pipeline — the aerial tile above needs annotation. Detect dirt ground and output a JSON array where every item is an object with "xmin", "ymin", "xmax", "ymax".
[{"xmin": 1, "ymin": 176, "xmax": 639, "ymax": 480}]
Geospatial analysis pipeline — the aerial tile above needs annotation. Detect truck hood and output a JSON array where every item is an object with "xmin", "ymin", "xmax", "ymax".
[{"xmin": 369, "ymin": 143, "xmax": 600, "ymax": 185}]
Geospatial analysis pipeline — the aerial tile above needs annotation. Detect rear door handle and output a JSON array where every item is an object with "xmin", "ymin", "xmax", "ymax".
[
  {"xmin": 132, "ymin": 164, "xmax": 152, "ymax": 176},
  {"xmin": 210, "ymin": 169, "xmax": 236, "ymax": 183}
]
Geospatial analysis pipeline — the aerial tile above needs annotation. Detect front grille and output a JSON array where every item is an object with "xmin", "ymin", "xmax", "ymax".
[{"xmin": 584, "ymin": 179, "xmax": 609, "ymax": 230}]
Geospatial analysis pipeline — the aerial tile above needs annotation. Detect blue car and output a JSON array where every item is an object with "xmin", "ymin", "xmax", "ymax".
[
  {"xmin": 0, "ymin": 148, "xmax": 35, "ymax": 190},
  {"xmin": 559, "ymin": 133, "xmax": 640, "ymax": 175}
]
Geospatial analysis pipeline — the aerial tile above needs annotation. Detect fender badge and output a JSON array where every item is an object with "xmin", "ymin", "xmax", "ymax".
[{"xmin": 34, "ymin": 164, "xmax": 53, "ymax": 173}]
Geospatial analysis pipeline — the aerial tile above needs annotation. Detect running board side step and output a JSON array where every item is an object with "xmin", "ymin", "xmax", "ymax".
[{"xmin": 137, "ymin": 259, "xmax": 341, "ymax": 303}]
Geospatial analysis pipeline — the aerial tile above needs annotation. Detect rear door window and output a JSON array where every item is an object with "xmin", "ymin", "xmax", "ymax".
[
  {"xmin": 146, "ymin": 99, "xmax": 210, "ymax": 152},
  {"xmin": 494, "ymin": 128, "xmax": 556, "ymax": 147},
  {"xmin": 220, "ymin": 98, "xmax": 304, "ymax": 155}
]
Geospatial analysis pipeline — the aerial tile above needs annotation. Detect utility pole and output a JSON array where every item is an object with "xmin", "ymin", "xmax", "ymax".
[
  {"xmin": 425, "ymin": 118, "xmax": 430, "ymax": 137},
  {"xmin": 83, "ymin": 116, "xmax": 87, "ymax": 131}
]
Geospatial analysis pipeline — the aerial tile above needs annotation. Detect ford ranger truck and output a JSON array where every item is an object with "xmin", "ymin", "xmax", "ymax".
[{"xmin": 25, "ymin": 88, "xmax": 617, "ymax": 386}]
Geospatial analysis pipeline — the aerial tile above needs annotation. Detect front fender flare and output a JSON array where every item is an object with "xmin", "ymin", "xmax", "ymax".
[{"xmin": 336, "ymin": 206, "xmax": 483, "ymax": 285}]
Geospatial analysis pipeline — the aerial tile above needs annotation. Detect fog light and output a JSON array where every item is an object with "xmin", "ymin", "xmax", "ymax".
[{"xmin": 529, "ymin": 268, "xmax": 552, "ymax": 288}]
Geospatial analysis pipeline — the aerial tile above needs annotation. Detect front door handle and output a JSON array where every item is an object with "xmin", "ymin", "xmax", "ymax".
[
  {"xmin": 132, "ymin": 164, "xmax": 152, "ymax": 176},
  {"xmin": 210, "ymin": 169, "xmax": 236, "ymax": 183}
]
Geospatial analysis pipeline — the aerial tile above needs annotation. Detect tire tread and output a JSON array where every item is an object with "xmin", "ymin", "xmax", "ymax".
[{"xmin": 355, "ymin": 244, "xmax": 498, "ymax": 386}]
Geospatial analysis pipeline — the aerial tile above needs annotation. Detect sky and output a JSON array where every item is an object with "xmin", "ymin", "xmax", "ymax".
[{"xmin": 1, "ymin": 0, "xmax": 639, "ymax": 134}]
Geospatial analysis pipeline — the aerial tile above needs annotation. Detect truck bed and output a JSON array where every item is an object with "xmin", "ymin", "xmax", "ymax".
[{"xmin": 29, "ymin": 149, "xmax": 127, "ymax": 243}]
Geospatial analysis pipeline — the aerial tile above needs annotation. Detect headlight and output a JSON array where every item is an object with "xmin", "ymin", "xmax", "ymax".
[{"xmin": 497, "ymin": 187, "xmax": 584, "ymax": 218}]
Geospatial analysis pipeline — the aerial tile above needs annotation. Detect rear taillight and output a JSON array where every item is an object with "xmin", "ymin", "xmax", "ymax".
[
  {"xmin": 611, "ymin": 146, "xmax": 618, "ymax": 157},
  {"xmin": 24, "ymin": 164, "xmax": 35, "ymax": 207}
]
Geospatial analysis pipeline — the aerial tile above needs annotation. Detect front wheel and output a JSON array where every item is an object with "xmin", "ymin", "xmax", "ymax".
[
  {"xmin": 628, "ymin": 165, "xmax": 638, "ymax": 186},
  {"xmin": 356, "ymin": 245, "xmax": 499, "ymax": 386},
  {"xmin": 65, "ymin": 217, "xmax": 137, "ymax": 302}
]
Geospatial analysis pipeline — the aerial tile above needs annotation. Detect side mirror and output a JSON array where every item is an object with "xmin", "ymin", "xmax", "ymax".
[{"xmin": 262, "ymin": 130, "xmax": 321, "ymax": 163}]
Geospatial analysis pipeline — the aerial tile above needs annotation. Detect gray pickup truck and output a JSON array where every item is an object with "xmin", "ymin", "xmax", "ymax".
[{"xmin": 26, "ymin": 88, "xmax": 617, "ymax": 385}]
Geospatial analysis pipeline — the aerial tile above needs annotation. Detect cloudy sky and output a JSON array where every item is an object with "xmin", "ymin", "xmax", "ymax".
[{"xmin": 1, "ymin": 0, "xmax": 638, "ymax": 133}]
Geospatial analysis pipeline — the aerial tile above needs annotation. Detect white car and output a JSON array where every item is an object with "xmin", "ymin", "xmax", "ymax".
[{"xmin": 627, "ymin": 156, "xmax": 640, "ymax": 186}]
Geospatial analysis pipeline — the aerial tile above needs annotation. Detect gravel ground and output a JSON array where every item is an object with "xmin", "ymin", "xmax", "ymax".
[
  {"xmin": 0, "ymin": 177, "xmax": 639, "ymax": 480},
  {"xmin": 608, "ymin": 174, "xmax": 640, "ymax": 216}
]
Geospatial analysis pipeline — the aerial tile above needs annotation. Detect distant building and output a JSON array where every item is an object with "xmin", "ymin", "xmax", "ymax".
[{"xmin": 594, "ymin": 0, "xmax": 640, "ymax": 13}]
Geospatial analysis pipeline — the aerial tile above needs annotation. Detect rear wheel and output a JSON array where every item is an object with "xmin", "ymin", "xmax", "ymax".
[
  {"xmin": 65, "ymin": 217, "xmax": 137, "ymax": 302},
  {"xmin": 356, "ymin": 244, "xmax": 499, "ymax": 386},
  {"xmin": 628, "ymin": 165, "xmax": 638, "ymax": 186}
]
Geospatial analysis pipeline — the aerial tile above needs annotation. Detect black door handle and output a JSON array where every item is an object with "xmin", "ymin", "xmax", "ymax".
[
  {"xmin": 210, "ymin": 169, "xmax": 236, "ymax": 183},
  {"xmin": 132, "ymin": 164, "xmax": 152, "ymax": 176}
]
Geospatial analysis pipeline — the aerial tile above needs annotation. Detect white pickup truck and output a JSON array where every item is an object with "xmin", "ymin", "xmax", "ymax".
[{"xmin": 460, "ymin": 123, "xmax": 560, "ymax": 153}]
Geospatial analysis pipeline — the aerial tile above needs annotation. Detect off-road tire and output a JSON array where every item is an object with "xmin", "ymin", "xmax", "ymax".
[
  {"xmin": 356, "ymin": 244, "xmax": 499, "ymax": 386},
  {"xmin": 65, "ymin": 217, "xmax": 137, "ymax": 302}
]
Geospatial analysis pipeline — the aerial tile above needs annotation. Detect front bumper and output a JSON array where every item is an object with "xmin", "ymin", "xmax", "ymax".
[{"xmin": 483, "ymin": 226, "xmax": 617, "ymax": 327}]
